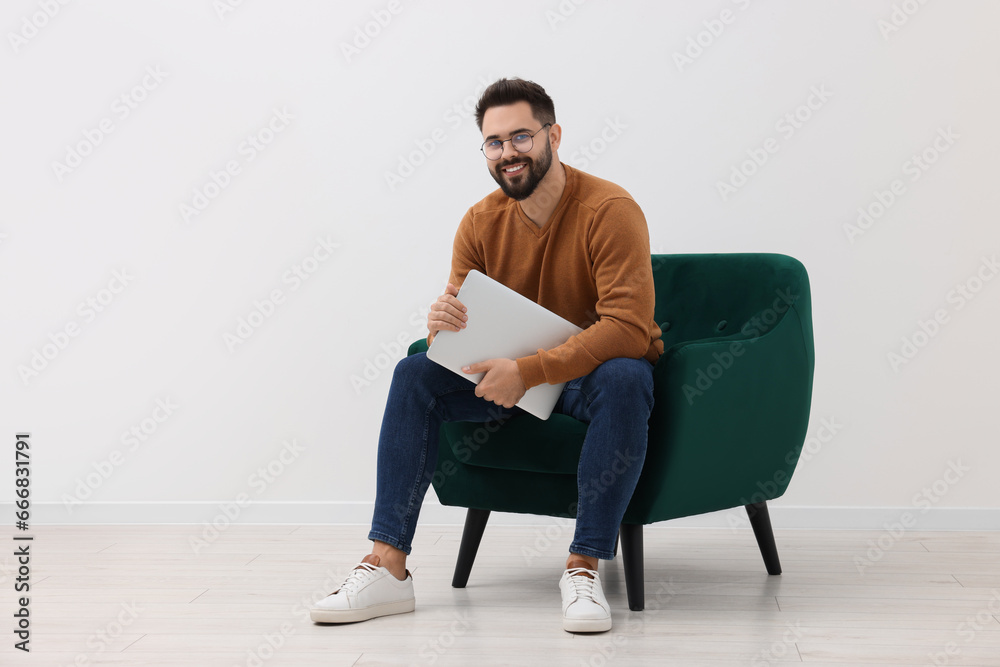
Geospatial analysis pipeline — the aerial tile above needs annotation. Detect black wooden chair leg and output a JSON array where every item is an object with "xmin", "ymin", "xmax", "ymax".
[
  {"xmin": 613, "ymin": 529, "xmax": 620, "ymax": 558},
  {"xmin": 452, "ymin": 508, "xmax": 491, "ymax": 588},
  {"xmin": 619, "ymin": 522, "xmax": 644, "ymax": 611},
  {"xmin": 745, "ymin": 501, "xmax": 782, "ymax": 575}
]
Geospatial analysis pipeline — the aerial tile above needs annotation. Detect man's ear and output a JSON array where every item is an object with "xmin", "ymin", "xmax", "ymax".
[{"xmin": 548, "ymin": 123, "xmax": 562, "ymax": 151}]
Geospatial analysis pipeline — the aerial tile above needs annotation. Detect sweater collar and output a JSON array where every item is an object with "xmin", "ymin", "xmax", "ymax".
[{"xmin": 514, "ymin": 161, "xmax": 575, "ymax": 237}]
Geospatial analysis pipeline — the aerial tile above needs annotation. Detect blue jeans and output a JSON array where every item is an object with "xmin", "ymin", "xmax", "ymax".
[{"xmin": 368, "ymin": 352, "xmax": 654, "ymax": 561}]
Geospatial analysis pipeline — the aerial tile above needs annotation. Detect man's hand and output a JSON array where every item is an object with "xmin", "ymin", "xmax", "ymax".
[
  {"xmin": 427, "ymin": 282, "xmax": 467, "ymax": 344},
  {"xmin": 463, "ymin": 358, "xmax": 526, "ymax": 408}
]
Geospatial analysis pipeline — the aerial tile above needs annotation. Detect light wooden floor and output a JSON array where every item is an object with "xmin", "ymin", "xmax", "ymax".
[{"xmin": 2, "ymin": 524, "xmax": 1000, "ymax": 666}]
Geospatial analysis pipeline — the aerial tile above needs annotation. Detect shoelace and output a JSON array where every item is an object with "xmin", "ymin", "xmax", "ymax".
[
  {"xmin": 332, "ymin": 562, "xmax": 380, "ymax": 596},
  {"xmin": 564, "ymin": 568, "xmax": 600, "ymax": 601}
]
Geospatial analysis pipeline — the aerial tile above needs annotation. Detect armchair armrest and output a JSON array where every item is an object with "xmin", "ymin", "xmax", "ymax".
[
  {"xmin": 408, "ymin": 339, "xmax": 429, "ymax": 356},
  {"xmin": 626, "ymin": 304, "xmax": 815, "ymax": 524}
]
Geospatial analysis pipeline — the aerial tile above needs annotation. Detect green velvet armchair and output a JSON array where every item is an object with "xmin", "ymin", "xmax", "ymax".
[{"xmin": 406, "ymin": 253, "xmax": 815, "ymax": 611}]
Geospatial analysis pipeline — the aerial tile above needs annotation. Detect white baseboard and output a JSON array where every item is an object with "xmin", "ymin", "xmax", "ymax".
[{"xmin": 9, "ymin": 501, "xmax": 1000, "ymax": 530}]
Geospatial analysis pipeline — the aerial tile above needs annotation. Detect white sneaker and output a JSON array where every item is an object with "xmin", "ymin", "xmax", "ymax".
[
  {"xmin": 560, "ymin": 560, "xmax": 612, "ymax": 633},
  {"xmin": 310, "ymin": 554, "xmax": 415, "ymax": 623}
]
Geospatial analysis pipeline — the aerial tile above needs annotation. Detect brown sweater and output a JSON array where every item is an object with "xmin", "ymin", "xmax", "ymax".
[{"xmin": 430, "ymin": 162, "xmax": 663, "ymax": 390}]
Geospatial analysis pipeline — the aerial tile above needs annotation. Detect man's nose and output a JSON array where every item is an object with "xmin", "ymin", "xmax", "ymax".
[{"xmin": 500, "ymin": 140, "xmax": 522, "ymax": 159}]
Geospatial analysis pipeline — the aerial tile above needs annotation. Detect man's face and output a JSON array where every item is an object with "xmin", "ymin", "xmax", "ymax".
[{"xmin": 481, "ymin": 101, "xmax": 553, "ymax": 201}]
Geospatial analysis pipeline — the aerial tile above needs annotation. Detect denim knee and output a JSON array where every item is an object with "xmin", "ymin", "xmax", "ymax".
[
  {"xmin": 589, "ymin": 358, "xmax": 654, "ymax": 412},
  {"xmin": 390, "ymin": 351, "xmax": 435, "ymax": 386}
]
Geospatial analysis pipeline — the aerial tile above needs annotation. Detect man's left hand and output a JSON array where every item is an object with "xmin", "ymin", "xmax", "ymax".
[{"xmin": 463, "ymin": 358, "xmax": 526, "ymax": 408}]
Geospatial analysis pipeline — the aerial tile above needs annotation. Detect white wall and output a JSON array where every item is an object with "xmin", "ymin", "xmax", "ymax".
[{"xmin": 2, "ymin": 0, "xmax": 998, "ymax": 529}]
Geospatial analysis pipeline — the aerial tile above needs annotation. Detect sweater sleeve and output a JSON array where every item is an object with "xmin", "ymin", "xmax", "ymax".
[
  {"xmin": 427, "ymin": 208, "xmax": 483, "ymax": 347},
  {"xmin": 515, "ymin": 197, "xmax": 655, "ymax": 388}
]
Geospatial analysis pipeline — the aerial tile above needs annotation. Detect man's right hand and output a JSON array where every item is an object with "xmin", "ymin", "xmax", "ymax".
[{"xmin": 427, "ymin": 282, "xmax": 467, "ymax": 343}]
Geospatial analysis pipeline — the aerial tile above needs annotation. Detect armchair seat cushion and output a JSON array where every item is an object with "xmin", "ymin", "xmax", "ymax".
[{"xmin": 441, "ymin": 413, "xmax": 588, "ymax": 475}]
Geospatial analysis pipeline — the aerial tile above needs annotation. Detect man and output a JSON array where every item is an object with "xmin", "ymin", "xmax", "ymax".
[{"xmin": 310, "ymin": 78, "xmax": 662, "ymax": 633}]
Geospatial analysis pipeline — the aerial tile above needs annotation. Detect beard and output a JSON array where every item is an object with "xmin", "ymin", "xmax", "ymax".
[{"xmin": 489, "ymin": 136, "xmax": 553, "ymax": 201}]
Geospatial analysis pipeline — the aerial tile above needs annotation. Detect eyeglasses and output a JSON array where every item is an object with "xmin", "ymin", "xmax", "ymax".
[{"xmin": 480, "ymin": 123, "xmax": 551, "ymax": 160}]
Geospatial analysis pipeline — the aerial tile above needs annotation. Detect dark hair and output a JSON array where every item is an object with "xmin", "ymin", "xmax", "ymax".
[{"xmin": 474, "ymin": 77, "xmax": 556, "ymax": 132}]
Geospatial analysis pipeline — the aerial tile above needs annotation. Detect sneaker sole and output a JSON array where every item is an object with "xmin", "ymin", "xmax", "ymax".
[
  {"xmin": 563, "ymin": 616, "xmax": 612, "ymax": 633},
  {"xmin": 310, "ymin": 597, "xmax": 415, "ymax": 624}
]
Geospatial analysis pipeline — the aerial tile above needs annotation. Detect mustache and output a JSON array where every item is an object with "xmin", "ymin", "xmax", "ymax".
[{"xmin": 497, "ymin": 157, "xmax": 532, "ymax": 169}]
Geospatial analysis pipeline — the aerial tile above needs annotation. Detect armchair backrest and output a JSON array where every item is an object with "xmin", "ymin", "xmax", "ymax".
[{"xmin": 651, "ymin": 253, "xmax": 813, "ymax": 367}]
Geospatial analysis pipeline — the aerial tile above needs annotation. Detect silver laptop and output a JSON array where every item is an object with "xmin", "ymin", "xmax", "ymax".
[{"xmin": 426, "ymin": 270, "xmax": 583, "ymax": 420}]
